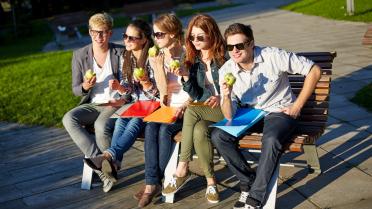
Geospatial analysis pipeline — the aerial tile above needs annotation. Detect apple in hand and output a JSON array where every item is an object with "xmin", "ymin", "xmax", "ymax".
[
  {"xmin": 85, "ymin": 69, "xmax": 96, "ymax": 80},
  {"xmin": 133, "ymin": 67, "xmax": 146, "ymax": 79},
  {"xmin": 169, "ymin": 59, "xmax": 180, "ymax": 70},
  {"xmin": 224, "ymin": 73, "xmax": 236, "ymax": 87},
  {"xmin": 148, "ymin": 45, "xmax": 159, "ymax": 57}
]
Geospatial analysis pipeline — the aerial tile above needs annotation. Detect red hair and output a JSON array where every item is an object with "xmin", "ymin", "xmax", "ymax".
[{"xmin": 184, "ymin": 14, "xmax": 226, "ymax": 69}]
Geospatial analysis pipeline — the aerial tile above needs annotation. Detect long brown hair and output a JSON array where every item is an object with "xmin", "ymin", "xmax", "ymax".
[
  {"xmin": 185, "ymin": 14, "xmax": 225, "ymax": 69},
  {"xmin": 122, "ymin": 19, "xmax": 154, "ymax": 83}
]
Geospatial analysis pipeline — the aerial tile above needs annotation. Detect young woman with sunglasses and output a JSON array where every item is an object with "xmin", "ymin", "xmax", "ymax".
[
  {"xmin": 161, "ymin": 14, "xmax": 226, "ymax": 203},
  {"xmin": 83, "ymin": 19, "xmax": 159, "ymax": 193},
  {"xmin": 135, "ymin": 14, "xmax": 191, "ymax": 208}
]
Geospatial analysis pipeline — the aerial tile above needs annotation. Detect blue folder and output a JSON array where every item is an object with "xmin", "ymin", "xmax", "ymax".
[{"xmin": 211, "ymin": 108, "xmax": 268, "ymax": 137}]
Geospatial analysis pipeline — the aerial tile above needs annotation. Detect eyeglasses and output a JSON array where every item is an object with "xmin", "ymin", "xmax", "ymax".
[
  {"xmin": 153, "ymin": 32, "xmax": 166, "ymax": 39},
  {"xmin": 226, "ymin": 41, "xmax": 251, "ymax": 51},
  {"xmin": 90, "ymin": 29, "xmax": 110, "ymax": 37},
  {"xmin": 189, "ymin": 35, "xmax": 206, "ymax": 42},
  {"xmin": 122, "ymin": 33, "xmax": 141, "ymax": 42}
]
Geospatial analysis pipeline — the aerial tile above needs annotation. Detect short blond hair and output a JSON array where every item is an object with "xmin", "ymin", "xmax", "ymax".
[{"xmin": 89, "ymin": 13, "xmax": 113, "ymax": 30}]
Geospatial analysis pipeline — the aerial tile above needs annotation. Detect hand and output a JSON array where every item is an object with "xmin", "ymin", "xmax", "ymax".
[
  {"xmin": 82, "ymin": 76, "xmax": 96, "ymax": 91},
  {"xmin": 109, "ymin": 79, "xmax": 121, "ymax": 90},
  {"xmin": 221, "ymin": 82, "xmax": 232, "ymax": 98},
  {"xmin": 169, "ymin": 66, "xmax": 189, "ymax": 77},
  {"xmin": 204, "ymin": 95, "xmax": 220, "ymax": 108},
  {"xmin": 174, "ymin": 106, "xmax": 186, "ymax": 119},
  {"xmin": 281, "ymin": 104, "xmax": 301, "ymax": 119}
]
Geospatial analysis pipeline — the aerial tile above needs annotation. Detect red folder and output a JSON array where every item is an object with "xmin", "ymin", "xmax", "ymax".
[{"xmin": 120, "ymin": 100, "xmax": 160, "ymax": 118}]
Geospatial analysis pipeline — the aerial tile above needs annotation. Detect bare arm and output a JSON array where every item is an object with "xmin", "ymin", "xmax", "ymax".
[
  {"xmin": 220, "ymin": 83, "xmax": 234, "ymax": 120},
  {"xmin": 282, "ymin": 64, "xmax": 321, "ymax": 118}
]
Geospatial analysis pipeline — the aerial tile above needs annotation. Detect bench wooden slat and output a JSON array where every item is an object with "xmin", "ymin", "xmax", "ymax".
[
  {"xmin": 292, "ymin": 88, "xmax": 330, "ymax": 95},
  {"xmin": 289, "ymin": 75, "xmax": 331, "ymax": 82},
  {"xmin": 291, "ymin": 81, "xmax": 330, "ymax": 88}
]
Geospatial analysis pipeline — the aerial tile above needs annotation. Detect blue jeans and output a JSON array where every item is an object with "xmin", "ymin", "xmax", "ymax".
[
  {"xmin": 107, "ymin": 117, "xmax": 144, "ymax": 163},
  {"xmin": 144, "ymin": 121, "xmax": 183, "ymax": 185},
  {"xmin": 211, "ymin": 112, "xmax": 297, "ymax": 203}
]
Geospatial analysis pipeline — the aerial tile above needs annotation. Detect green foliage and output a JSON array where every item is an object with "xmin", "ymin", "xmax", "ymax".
[
  {"xmin": 0, "ymin": 51, "xmax": 80, "ymax": 127},
  {"xmin": 281, "ymin": 0, "xmax": 372, "ymax": 22},
  {"xmin": 351, "ymin": 82, "xmax": 372, "ymax": 112}
]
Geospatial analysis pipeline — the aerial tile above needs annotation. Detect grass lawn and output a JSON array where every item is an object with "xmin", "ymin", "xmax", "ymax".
[
  {"xmin": 281, "ymin": 0, "xmax": 372, "ymax": 22},
  {"xmin": 351, "ymin": 82, "xmax": 372, "ymax": 112},
  {"xmin": 0, "ymin": 51, "xmax": 80, "ymax": 127}
]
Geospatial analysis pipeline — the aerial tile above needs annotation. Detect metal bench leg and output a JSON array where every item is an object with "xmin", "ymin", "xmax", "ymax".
[
  {"xmin": 81, "ymin": 155, "xmax": 93, "ymax": 190},
  {"xmin": 303, "ymin": 144, "xmax": 321, "ymax": 174},
  {"xmin": 263, "ymin": 163, "xmax": 279, "ymax": 209},
  {"xmin": 162, "ymin": 142, "xmax": 180, "ymax": 203}
]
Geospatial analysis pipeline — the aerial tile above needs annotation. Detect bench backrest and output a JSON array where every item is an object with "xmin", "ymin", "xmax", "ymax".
[{"xmin": 292, "ymin": 52, "xmax": 336, "ymax": 142}]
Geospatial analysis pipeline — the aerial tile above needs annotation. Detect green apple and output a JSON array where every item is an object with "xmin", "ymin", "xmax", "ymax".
[
  {"xmin": 224, "ymin": 73, "xmax": 236, "ymax": 86},
  {"xmin": 169, "ymin": 59, "xmax": 180, "ymax": 70},
  {"xmin": 133, "ymin": 67, "xmax": 146, "ymax": 79},
  {"xmin": 148, "ymin": 45, "xmax": 159, "ymax": 57},
  {"xmin": 85, "ymin": 69, "xmax": 96, "ymax": 80}
]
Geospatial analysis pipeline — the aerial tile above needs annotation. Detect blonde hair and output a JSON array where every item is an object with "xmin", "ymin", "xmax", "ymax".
[
  {"xmin": 89, "ymin": 13, "xmax": 113, "ymax": 30},
  {"xmin": 154, "ymin": 13, "xmax": 183, "ymax": 43}
]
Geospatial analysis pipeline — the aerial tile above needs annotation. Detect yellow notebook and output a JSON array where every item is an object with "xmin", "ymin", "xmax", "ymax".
[{"xmin": 143, "ymin": 106, "xmax": 177, "ymax": 124}]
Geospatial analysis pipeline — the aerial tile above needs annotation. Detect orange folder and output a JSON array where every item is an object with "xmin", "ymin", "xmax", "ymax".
[
  {"xmin": 120, "ymin": 100, "xmax": 160, "ymax": 118},
  {"xmin": 143, "ymin": 106, "xmax": 177, "ymax": 124}
]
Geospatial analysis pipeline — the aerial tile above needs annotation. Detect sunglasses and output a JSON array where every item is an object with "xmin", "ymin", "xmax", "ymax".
[
  {"xmin": 226, "ymin": 41, "xmax": 251, "ymax": 51},
  {"xmin": 122, "ymin": 33, "xmax": 141, "ymax": 42},
  {"xmin": 153, "ymin": 32, "xmax": 166, "ymax": 39},
  {"xmin": 90, "ymin": 29, "xmax": 110, "ymax": 37},
  {"xmin": 189, "ymin": 35, "xmax": 206, "ymax": 42}
]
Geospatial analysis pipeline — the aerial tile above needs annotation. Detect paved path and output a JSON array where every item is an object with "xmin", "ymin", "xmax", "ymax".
[{"xmin": 4, "ymin": 0, "xmax": 372, "ymax": 208}]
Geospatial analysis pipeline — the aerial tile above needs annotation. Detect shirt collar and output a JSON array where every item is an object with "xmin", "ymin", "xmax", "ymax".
[{"xmin": 232, "ymin": 46, "xmax": 264, "ymax": 73}]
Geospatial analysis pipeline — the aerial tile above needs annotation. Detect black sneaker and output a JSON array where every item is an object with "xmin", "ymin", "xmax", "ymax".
[
  {"xmin": 233, "ymin": 191, "xmax": 249, "ymax": 209},
  {"xmin": 244, "ymin": 196, "xmax": 261, "ymax": 209}
]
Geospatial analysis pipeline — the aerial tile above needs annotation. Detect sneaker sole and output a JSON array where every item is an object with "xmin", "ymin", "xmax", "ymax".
[
  {"xmin": 102, "ymin": 160, "xmax": 117, "ymax": 183},
  {"xmin": 206, "ymin": 198, "xmax": 220, "ymax": 204},
  {"xmin": 162, "ymin": 174, "xmax": 192, "ymax": 196}
]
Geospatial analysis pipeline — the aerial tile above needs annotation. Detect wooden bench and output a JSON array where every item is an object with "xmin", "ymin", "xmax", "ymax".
[
  {"xmin": 162, "ymin": 51, "xmax": 336, "ymax": 207},
  {"xmin": 362, "ymin": 26, "xmax": 372, "ymax": 47},
  {"xmin": 80, "ymin": 51, "xmax": 336, "ymax": 207},
  {"xmin": 123, "ymin": 0, "xmax": 175, "ymax": 22}
]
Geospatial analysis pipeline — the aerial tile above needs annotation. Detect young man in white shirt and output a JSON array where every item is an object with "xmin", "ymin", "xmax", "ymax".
[
  {"xmin": 211, "ymin": 23, "xmax": 321, "ymax": 209},
  {"xmin": 62, "ymin": 13, "xmax": 125, "ymax": 191}
]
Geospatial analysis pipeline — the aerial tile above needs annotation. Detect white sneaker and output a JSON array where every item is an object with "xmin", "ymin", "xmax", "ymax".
[{"xmin": 233, "ymin": 191, "xmax": 249, "ymax": 209}]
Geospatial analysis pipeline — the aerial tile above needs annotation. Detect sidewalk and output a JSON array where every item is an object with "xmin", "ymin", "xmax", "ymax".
[{"xmin": 4, "ymin": 0, "xmax": 372, "ymax": 208}]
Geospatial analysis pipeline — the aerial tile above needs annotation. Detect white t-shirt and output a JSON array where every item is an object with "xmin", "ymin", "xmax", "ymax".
[
  {"xmin": 90, "ymin": 53, "xmax": 116, "ymax": 104},
  {"xmin": 164, "ymin": 61, "xmax": 189, "ymax": 107}
]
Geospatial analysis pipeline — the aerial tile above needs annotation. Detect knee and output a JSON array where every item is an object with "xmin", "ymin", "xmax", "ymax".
[{"xmin": 62, "ymin": 110, "xmax": 75, "ymax": 129}]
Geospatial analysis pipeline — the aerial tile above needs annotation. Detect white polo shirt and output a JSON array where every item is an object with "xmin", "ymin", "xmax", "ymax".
[{"xmin": 219, "ymin": 46, "xmax": 314, "ymax": 114}]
